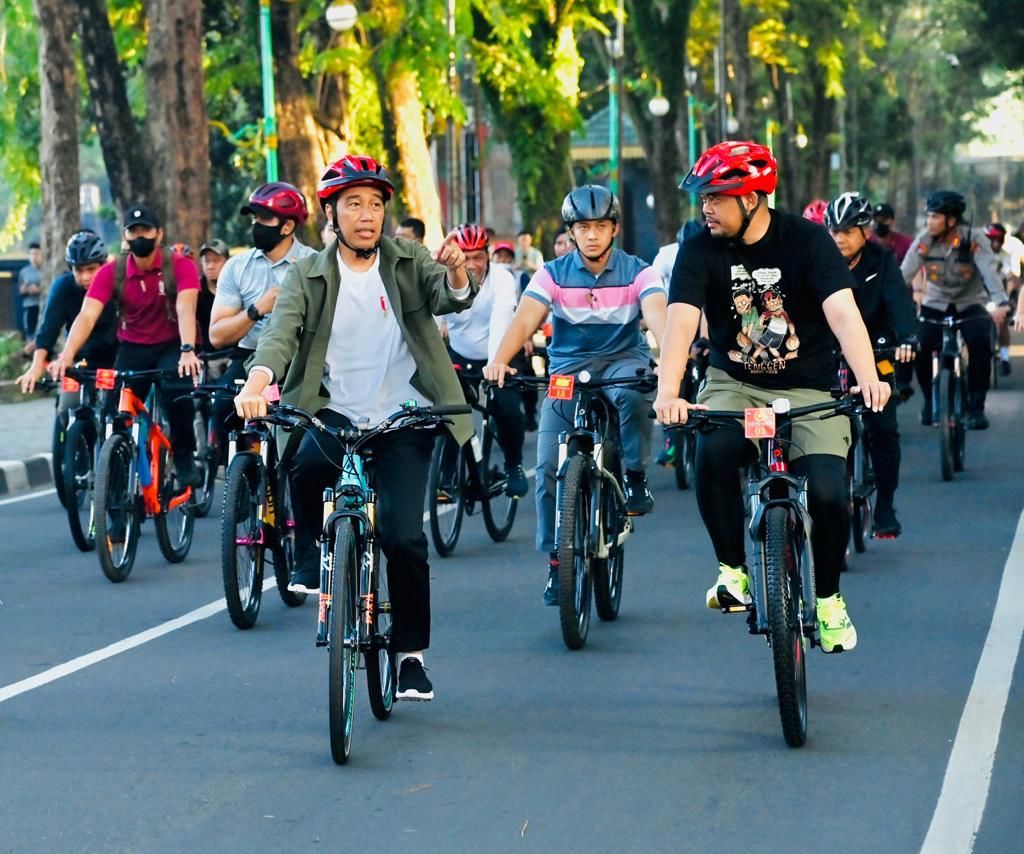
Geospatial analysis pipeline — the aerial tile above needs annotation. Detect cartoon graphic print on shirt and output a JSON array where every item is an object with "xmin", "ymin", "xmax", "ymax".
[{"xmin": 726, "ymin": 264, "xmax": 800, "ymax": 374}]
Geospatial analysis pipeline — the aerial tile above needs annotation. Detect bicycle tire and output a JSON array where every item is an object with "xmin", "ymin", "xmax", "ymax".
[
  {"xmin": 481, "ymin": 424, "xmax": 517, "ymax": 542},
  {"xmin": 936, "ymin": 368, "xmax": 954, "ymax": 482},
  {"xmin": 63, "ymin": 418, "xmax": 97, "ymax": 552},
  {"xmin": 952, "ymin": 370, "xmax": 966, "ymax": 473},
  {"xmin": 271, "ymin": 469, "xmax": 306, "ymax": 608},
  {"xmin": 427, "ymin": 434, "xmax": 465, "ymax": 556},
  {"xmin": 364, "ymin": 537, "xmax": 395, "ymax": 721},
  {"xmin": 673, "ymin": 430, "xmax": 694, "ymax": 491},
  {"xmin": 593, "ymin": 443, "xmax": 624, "ymax": 622},
  {"xmin": 764, "ymin": 505, "xmax": 808, "ymax": 748},
  {"xmin": 191, "ymin": 408, "xmax": 216, "ymax": 518},
  {"xmin": 329, "ymin": 518, "xmax": 359, "ymax": 765},
  {"xmin": 851, "ymin": 440, "xmax": 871, "ymax": 554},
  {"xmin": 94, "ymin": 432, "xmax": 140, "ymax": 583},
  {"xmin": 220, "ymin": 453, "xmax": 265, "ymax": 630},
  {"xmin": 557, "ymin": 455, "xmax": 593, "ymax": 650},
  {"xmin": 52, "ymin": 413, "xmax": 68, "ymax": 509},
  {"xmin": 154, "ymin": 443, "xmax": 194, "ymax": 563}
]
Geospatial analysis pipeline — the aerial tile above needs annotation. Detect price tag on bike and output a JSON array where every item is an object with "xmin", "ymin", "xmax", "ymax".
[
  {"xmin": 744, "ymin": 407, "xmax": 776, "ymax": 439},
  {"xmin": 547, "ymin": 374, "xmax": 575, "ymax": 400},
  {"xmin": 61, "ymin": 376, "xmax": 80, "ymax": 393}
]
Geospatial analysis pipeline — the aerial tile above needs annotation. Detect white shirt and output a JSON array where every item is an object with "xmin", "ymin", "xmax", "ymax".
[
  {"xmin": 324, "ymin": 254, "xmax": 428, "ymax": 426},
  {"xmin": 444, "ymin": 264, "xmax": 518, "ymax": 361},
  {"xmin": 652, "ymin": 242, "xmax": 679, "ymax": 287}
]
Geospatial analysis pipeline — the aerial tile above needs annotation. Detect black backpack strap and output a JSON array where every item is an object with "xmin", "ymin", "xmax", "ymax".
[{"xmin": 114, "ymin": 254, "xmax": 129, "ymax": 306}]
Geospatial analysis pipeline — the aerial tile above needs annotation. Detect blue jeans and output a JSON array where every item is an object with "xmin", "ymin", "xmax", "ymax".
[{"xmin": 534, "ymin": 352, "xmax": 653, "ymax": 553}]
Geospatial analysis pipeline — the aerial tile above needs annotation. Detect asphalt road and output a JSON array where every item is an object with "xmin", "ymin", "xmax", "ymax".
[{"xmin": 2, "ymin": 377, "xmax": 1023, "ymax": 853}]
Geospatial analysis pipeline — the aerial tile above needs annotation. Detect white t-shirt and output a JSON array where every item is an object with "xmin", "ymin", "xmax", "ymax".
[
  {"xmin": 444, "ymin": 264, "xmax": 518, "ymax": 361},
  {"xmin": 324, "ymin": 254, "xmax": 428, "ymax": 426},
  {"xmin": 652, "ymin": 242, "xmax": 679, "ymax": 287}
]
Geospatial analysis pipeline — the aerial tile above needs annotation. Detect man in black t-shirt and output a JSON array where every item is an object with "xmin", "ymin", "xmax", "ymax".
[{"xmin": 654, "ymin": 141, "xmax": 890, "ymax": 654}]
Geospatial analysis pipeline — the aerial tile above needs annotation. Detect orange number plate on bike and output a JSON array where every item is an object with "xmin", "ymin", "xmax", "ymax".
[
  {"xmin": 61, "ymin": 377, "xmax": 80, "ymax": 393},
  {"xmin": 95, "ymin": 369, "xmax": 117, "ymax": 390},
  {"xmin": 548, "ymin": 374, "xmax": 575, "ymax": 400},
  {"xmin": 744, "ymin": 407, "xmax": 776, "ymax": 439}
]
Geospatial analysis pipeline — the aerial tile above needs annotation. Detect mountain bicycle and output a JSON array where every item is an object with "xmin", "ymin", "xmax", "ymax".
[
  {"xmin": 93, "ymin": 368, "xmax": 195, "ymax": 582},
  {"xmin": 921, "ymin": 316, "xmax": 973, "ymax": 481},
  {"xmin": 189, "ymin": 349, "xmax": 234, "ymax": 518},
  {"xmin": 667, "ymin": 394, "xmax": 862, "ymax": 747},
  {"xmin": 427, "ymin": 361, "xmax": 519, "ymax": 556},
  {"xmin": 256, "ymin": 401, "xmax": 470, "ymax": 765},
  {"xmin": 191, "ymin": 384, "xmax": 307, "ymax": 629},
  {"xmin": 506, "ymin": 370, "xmax": 657, "ymax": 650},
  {"xmin": 661, "ymin": 345, "xmax": 708, "ymax": 490}
]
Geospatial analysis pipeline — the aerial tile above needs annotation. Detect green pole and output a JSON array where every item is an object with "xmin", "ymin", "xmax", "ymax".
[
  {"xmin": 259, "ymin": 0, "xmax": 279, "ymax": 182},
  {"xmin": 609, "ymin": 63, "xmax": 619, "ymax": 197},
  {"xmin": 687, "ymin": 91, "xmax": 697, "ymax": 218}
]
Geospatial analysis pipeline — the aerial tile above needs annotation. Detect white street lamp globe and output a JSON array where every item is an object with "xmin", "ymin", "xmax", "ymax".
[
  {"xmin": 326, "ymin": 2, "xmax": 358, "ymax": 32},
  {"xmin": 795, "ymin": 132, "xmax": 809, "ymax": 149},
  {"xmin": 726, "ymin": 115, "xmax": 740, "ymax": 134},
  {"xmin": 648, "ymin": 95, "xmax": 670, "ymax": 117}
]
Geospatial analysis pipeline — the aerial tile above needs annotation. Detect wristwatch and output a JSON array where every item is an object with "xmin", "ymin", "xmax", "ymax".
[
  {"xmin": 180, "ymin": 343, "xmax": 194, "ymax": 353},
  {"xmin": 247, "ymin": 304, "xmax": 263, "ymax": 321}
]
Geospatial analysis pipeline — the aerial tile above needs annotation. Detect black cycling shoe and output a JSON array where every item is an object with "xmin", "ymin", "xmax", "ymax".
[
  {"xmin": 897, "ymin": 384, "xmax": 915, "ymax": 402},
  {"xmin": 173, "ymin": 454, "xmax": 203, "ymax": 488},
  {"xmin": 504, "ymin": 463, "xmax": 529, "ymax": 498},
  {"xmin": 288, "ymin": 545, "xmax": 320, "ymax": 593},
  {"xmin": 624, "ymin": 471, "xmax": 654, "ymax": 516},
  {"xmin": 920, "ymin": 408, "xmax": 934, "ymax": 427},
  {"xmin": 1000, "ymin": 359, "xmax": 1011, "ymax": 377},
  {"xmin": 966, "ymin": 412, "xmax": 990, "ymax": 430},
  {"xmin": 396, "ymin": 657, "xmax": 433, "ymax": 701},
  {"xmin": 872, "ymin": 501, "xmax": 902, "ymax": 539}
]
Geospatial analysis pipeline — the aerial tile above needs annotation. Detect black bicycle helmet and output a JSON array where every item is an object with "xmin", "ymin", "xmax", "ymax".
[
  {"xmin": 561, "ymin": 185, "xmax": 621, "ymax": 224},
  {"xmin": 676, "ymin": 219, "xmax": 704, "ymax": 243},
  {"xmin": 824, "ymin": 192, "xmax": 873, "ymax": 231},
  {"xmin": 65, "ymin": 230, "xmax": 108, "ymax": 266},
  {"xmin": 926, "ymin": 190, "xmax": 966, "ymax": 218}
]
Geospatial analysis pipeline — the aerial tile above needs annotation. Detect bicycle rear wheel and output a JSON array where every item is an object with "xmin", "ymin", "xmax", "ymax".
[
  {"xmin": 94, "ymin": 433, "xmax": 140, "ymax": 583},
  {"xmin": 271, "ymin": 470, "xmax": 306, "ymax": 608},
  {"xmin": 427, "ymin": 434, "xmax": 466, "ymax": 556},
  {"xmin": 364, "ymin": 537, "xmax": 395, "ymax": 721},
  {"xmin": 63, "ymin": 418, "xmax": 97, "ymax": 551},
  {"xmin": 329, "ymin": 519, "xmax": 359, "ymax": 765},
  {"xmin": 936, "ymin": 368, "xmax": 954, "ymax": 482},
  {"xmin": 154, "ymin": 444, "xmax": 194, "ymax": 563},
  {"xmin": 481, "ymin": 423, "xmax": 518, "ymax": 542},
  {"xmin": 764, "ymin": 505, "xmax": 807, "ymax": 748},
  {"xmin": 673, "ymin": 430, "xmax": 695, "ymax": 490},
  {"xmin": 850, "ymin": 441, "xmax": 871, "ymax": 554},
  {"xmin": 220, "ymin": 453, "xmax": 265, "ymax": 630},
  {"xmin": 557, "ymin": 455, "xmax": 594, "ymax": 650},
  {"xmin": 191, "ymin": 407, "xmax": 217, "ymax": 518}
]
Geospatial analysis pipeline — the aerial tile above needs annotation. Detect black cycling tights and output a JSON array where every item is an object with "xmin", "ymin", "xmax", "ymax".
[{"xmin": 695, "ymin": 425, "xmax": 848, "ymax": 599}]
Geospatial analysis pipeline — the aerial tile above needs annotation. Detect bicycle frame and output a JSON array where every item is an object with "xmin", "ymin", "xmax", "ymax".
[{"xmin": 227, "ymin": 421, "xmax": 287, "ymax": 548}]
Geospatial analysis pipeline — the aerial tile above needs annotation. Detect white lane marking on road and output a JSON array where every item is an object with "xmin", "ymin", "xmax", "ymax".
[
  {"xmin": 921, "ymin": 507, "xmax": 1024, "ymax": 853},
  {"xmin": 0, "ymin": 487, "xmax": 57, "ymax": 507},
  {"xmin": 0, "ymin": 467, "xmax": 537, "ymax": 703}
]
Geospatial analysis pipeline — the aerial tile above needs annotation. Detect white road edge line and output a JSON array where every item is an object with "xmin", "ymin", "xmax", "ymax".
[
  {"xmin": 921, "ymin": 506, "xmax": 1024, "ymax": 853},
  {"xmin": 0, "ymin": 466, "xmax": 537, "ymax": 704},
  {"xmin": 0, "ymin": 487, "xmax": 57, "ymax": 507}
]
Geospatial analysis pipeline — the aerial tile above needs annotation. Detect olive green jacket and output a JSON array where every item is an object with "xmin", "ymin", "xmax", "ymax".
[{"xmin": 249, "ymin": 236, "xmax": 478, "ymax": 444}]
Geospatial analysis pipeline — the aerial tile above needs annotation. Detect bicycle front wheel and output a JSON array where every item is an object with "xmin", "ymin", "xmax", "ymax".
[
  {"xmin": 220, "ymin": 453, "xmax": 265, "ymax": 630},
  {"xmin": 673, "ymin": 430, "xmax": 694, "ymax": 491},
  {"xmin": 191, "ymin": 408, "xmax": 217, "ymax": 518},
  {"xmin": 764, "ymin": 506, "xmax": 807, "ymax": 748},
  {"xmin": 364, "ymin": 538, "xmax": 395, "ymax": 721},
  {"xmin": 952, "ymin": 369, "xmax": 967, "ymax": 473},
  {"xmin": 154, "ymin": 444, "xmax": 194, "ymax": 563},
  {"xmin": 481, "ymin": 424, "xmax": 518, "ymax": 542},
  {"xmin": 593, "ymin": 444, "xmax": 624, "ymax": 622},
  {"xmin": 94, "ymin": 433, "xmax": 140, "ymax": 583},
  {"xmin": 63, "ymin": 418, "xmax": 97, "ymax": 552},
  {"xmin": 427, "ymin": 434, "xmax": 466, "ymax": 557},
  {"xmin": 271, "ymin": 469, "xmax": 306, "ymax": 608},
  {"xmin": 329, "ymin": 519, "xmax": 360, "ymax": 764},
  {"xmin": 557, "ymin": 455, "xmax": 594, "ymax": 650},
  {"xmin": 52, "ymin": 413, "xmax": 68, "ymax": 509},
  {"xmin": 936, "ymin": 367, "xmax": 954, "ymax": 481}
]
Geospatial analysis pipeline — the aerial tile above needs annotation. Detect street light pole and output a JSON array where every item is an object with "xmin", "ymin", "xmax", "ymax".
[
  {"xmin": 258, "ymin": 0, "xmax": 278, "ymax": 181},
  {"xmin": 608, "ymin": 0, "xmax": 624, "ymax": 198},
  {"xmin": 685, "ymin": 67, "xmax": 698, "ymax": 218}
]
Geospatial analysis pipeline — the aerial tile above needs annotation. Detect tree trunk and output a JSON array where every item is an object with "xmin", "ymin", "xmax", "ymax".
[
  {"xmin": 143, "ymin": 0, "xmax": 210, "ymax": 251},
  {"xmin": 34, "ymin": 0, "xmax": 81, "ymax": 286},
  {"xmin": 386, "ymin": 65, "xmax": 445, "ymax": 248},
  {"xmin": 77, "ymin": 0, "xmax": 152, "ymax": 215}
]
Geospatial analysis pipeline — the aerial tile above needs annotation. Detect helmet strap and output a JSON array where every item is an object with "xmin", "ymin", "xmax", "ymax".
[
  {"xmin": 332, "ymin": 219, "xmax": 379, "ymax": 260},
  {"xmin": 733, "ymin": 194, "xmax": 763, "ymax": 243}
]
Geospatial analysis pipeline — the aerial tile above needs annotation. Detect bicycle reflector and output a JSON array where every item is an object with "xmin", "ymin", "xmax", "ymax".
[{"xmin": 96, "ymin": 369, "xmax": 117, "ymax": 390}]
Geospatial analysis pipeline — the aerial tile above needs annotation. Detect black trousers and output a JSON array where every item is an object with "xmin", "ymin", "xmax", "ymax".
[
  {"xmin": 915, "ymin": 304, "xmax": 994, "ymax": 413},
  {"xmin": 114, "ymin": 341, "xmax": 195, "ymax": 456},
  {"xmin": 212, "ymin": 350, "xmax": 254, "ymax": 460},
  {"xmin": 289, "ymin": 409, "xmax": 434, "ymax": 652},
  {"xmin": 695, "ymin": 425, "xmax": 848, "ymax": 599},
  {"xmin": 862, "ymin": 393, "xmax": 900, "ymax": 500},
  {"xmin": 449, "ymin": 348, "xmax": 525, "ymax": 466}
]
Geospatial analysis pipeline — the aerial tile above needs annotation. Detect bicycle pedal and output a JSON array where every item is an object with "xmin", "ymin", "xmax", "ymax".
[
  {"xmin": 872, "ymin": 532, "xmax": 898, "ymax": 540},
  {"xmin": 721, "ymin": 604, "xmax": 750, "ymax": 615}
]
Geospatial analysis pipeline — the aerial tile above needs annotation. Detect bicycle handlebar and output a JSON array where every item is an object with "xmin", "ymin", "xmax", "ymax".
[
  {"xmin": 664, "ymin": 395, "xmax": 863, "ymax": 433},
  {"xmin": 494, "ymin": 371, "xmax": 658, "ymax": 393}
]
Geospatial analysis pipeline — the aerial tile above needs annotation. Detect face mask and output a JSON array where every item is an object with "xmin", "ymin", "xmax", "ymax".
[
  {"xmin": 127, "ymin": 236, "xmax": 157, "ymax": 257},
  {"xmin": 874, "ymin": 221, "xmax": 891, "ymax": 237},
  {"xmin": 252, "ymin": 222, "xmax": 286, "ymax": 252}
]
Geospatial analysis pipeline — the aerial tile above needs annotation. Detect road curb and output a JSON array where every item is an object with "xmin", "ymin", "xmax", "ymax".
[{"xmin": 0, "ymin": 454, "xmax": 54, "ymax": 496}]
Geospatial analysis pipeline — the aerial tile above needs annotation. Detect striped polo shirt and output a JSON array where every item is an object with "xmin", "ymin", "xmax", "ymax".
[{"xmin": 523, "ymin": 248, "xmax": 665, "ymax": 370}]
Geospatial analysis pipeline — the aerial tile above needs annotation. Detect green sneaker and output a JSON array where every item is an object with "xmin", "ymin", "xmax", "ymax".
[
  {"xmin": 817, "ymin": 593, "xmax": 857, "ymax": 653},
  {"xmin": 706, "ymin": 563, "xmax": 751, "ymax": 610}
]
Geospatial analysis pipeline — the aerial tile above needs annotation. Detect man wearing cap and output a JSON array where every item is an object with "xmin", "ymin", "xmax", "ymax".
[
  {"xmin": 197, "ymin": 238, "xmax": 230, "ymax": 354},
  {"xmin": 50, "ymin": 204, "xmax": 203, "ymax": 485},
  {"xmin": 871, "ymin": 203, "xmax": 913, "ymax": 265}
]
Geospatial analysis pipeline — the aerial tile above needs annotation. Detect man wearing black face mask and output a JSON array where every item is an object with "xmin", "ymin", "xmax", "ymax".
[
  {"xmin": 208, "ymin": 182, "xmax": 315, "ymax": 437},
  {"xmin": 870, "ymin": 203, "xmax": 913, "ymax": 265}
]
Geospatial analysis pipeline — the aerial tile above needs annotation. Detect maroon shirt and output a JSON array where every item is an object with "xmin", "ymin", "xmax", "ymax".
[
  {"xmin": 88, "ymin": 251, "xmax": 200, "ymax": 345},
  {"xmin": 870, "ymin": 230, "xmax": 913, "ymax": 265}
]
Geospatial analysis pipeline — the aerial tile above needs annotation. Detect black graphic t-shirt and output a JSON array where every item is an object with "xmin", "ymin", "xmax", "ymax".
[{"xmin": 669, "ymin": 209, "xmax": 855, "ymax": 391}]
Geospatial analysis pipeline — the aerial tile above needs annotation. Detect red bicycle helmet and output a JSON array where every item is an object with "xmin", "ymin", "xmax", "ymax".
[
  {"xmin": 240, "ymin": 182, "xmax": 309, "ymax": 224},
  {"xmin": 453, "ymin": 224, "xmax": 489, "ymax": 252},
  {"xmin": 492, "ymin": 241, "xmax": 515, "ymax": 255},
  {"xmin": 171, "ymin": 242, "xmax": 194, "ymax": 257},
  {"xmin": 680, "ymin": 141, "xmax": 778, "ymax": 196},
  {"xmin": 802, "ymin": 199, "xmax": 828, "ymax": 224},
  {"xmin": 317, "ymin": 154, "xmax": 394, "ymax": 207},
  {"xmin": 985, "ymin": 223, "xmax": 1007, "ymax": 239}
]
